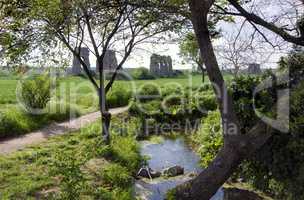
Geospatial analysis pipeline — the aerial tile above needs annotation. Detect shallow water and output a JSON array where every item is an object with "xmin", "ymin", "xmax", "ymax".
[{"xmin": 135, "ymin": 137, "xmax": 224, "ymax": 200}]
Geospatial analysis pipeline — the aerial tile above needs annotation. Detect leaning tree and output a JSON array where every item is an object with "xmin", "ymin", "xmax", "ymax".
[
  {"xmin": 0, "ymin": 0, "xmax": 184, "ymax": 144},
  {"xmin": 172, "ymin": 0, "xmax": 304, "ymax": 199}
]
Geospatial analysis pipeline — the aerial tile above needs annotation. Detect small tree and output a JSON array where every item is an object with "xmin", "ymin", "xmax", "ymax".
[
  {"xmin": 179, "ymin": 32, "xmax": 206, "ymax": 82},
  {"xmin": 0, "ymin": 0, "xmax": 184, "ymax": 144}
]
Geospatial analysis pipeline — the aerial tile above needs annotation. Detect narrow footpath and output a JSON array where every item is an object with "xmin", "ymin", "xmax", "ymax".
[{"xmin": 0, "ymin": 106, "xmax": 128, "ymax": 155}]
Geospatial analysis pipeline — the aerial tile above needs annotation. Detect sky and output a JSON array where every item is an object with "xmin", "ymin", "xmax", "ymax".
[
  {"xmin": 103, "ymin": 0, "xmax": 302, "ymax": 70},
  {"xmin": 17, "ymin": 0, "xmax": 302, "ymax": 71}
]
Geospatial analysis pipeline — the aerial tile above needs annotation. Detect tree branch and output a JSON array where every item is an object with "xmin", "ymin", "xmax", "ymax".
[{"xmin": 228, "ymin": 0, "xmax": 304, "ymax": 46}]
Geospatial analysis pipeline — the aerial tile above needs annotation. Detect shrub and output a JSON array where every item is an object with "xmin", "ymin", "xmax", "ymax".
[
  {"xmin": 161, "ymin": 85, "xmax": 184, "ymax": 97},
  {"xmin": 75, "ymin": 94, "xmax": 98, "ymax": 111},
  {"xmin": 100, "ymin": 163, "xmax": 132, "ymax": 189},
  {"xmin": 46, "ymin": 101, "xmax": 82, "ymax": 121},
  {"xmin": 131, "ymin": 67, "xmax": 155, "ymax": 80},
  {"xmin": 20, "ymin": 73, "xmax": 55, "ymax": 110},
  {"xmin": 0, "ymin": 102, "xmax": 82, "ymax": 138},
  {"xmin": 107, "ymin": 87, "xmax": 132, "ymax": 108},
  {"xmin": 0, "ymin": 107, "xmax": 37, "ymax": 138},
  {"xmin": 230, "ymin": 75, "xmax": 273, "ymax": 133},
  {"xmin": 189, "ymin": 54, "xmax": 304, "ymax": 200},
  {"xmin": 192, "ymin": 91, "xmax": 217, "ymax": 112},
  {"xmin": 136, "ymin": 84, "xmax": 161, "ymax": 103},
  {"xmin": 110, "ymin": 135, "xmax": 141, "ymax": 172},
  {"xmin": 191, "ymin": 111, "xmax": 222, "ymax": 167}
]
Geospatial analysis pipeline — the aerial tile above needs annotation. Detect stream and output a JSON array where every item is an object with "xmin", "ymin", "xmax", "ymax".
[{"xmin": 135, "ymin": 137, "xmax": 224, "ymax": 200}]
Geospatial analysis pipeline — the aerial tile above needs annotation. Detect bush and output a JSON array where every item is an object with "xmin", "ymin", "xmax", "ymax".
[
  {"xmin": 230, "ymin": 75, "xmax": 273, "ymax": 133},
  {"xmin": 136, "ymin": 84, "xmax": 161, "ymax": 103},
  {"xmin": 46, "ymin": 101, "xmax": 82, "ymax": 121},
  {"xmin": 107, "ymin": 87, "xmax": 132, "ymax": 108},
  {"xmin": 101, "ymin": 163, "xmax": 132, "ymax": 189},
  {"xmin": 191, "ymin": 111, "xmax": 222, "ymax": 167},
  {"xmin": 189, "ymin": 53, "xmax": 304, "ymax": 200},
  {"xmin": 0, "ymin": 107, "xmax": 38, "ymax": 138},
  {"xmin": 0, "ymin": 102, "xmax": 82, "ymax": 138},
  {"xmin": 131, "ymin": 67, "xmax": 155, "ymax": 80},
  {"xmin": 192, "ymin": 91, "xmax": 217, "ymax": 112},
  {"xmin": 110, "ymin": 135, "xmax": 141, "ymax": 172},
  {"xmin": 20, "ymin": 73, "xmax": 55, "ymax": 110}
]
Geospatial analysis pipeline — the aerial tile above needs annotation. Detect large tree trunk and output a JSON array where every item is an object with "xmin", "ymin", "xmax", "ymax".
[
  {"xmin": 174, "ymin": 124, "xmax": 271, "ymax": 200},
  {"xmin": 172, "ymin": 0, "xmax": 272, "ymax": 199}
]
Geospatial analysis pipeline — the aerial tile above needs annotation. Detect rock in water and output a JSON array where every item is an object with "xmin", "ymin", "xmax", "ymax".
[
  {"xmin": 137, "ymin": 167, "xmax": 161, "ymax": 179},
  {"xmin": 163, "ymin": 166, "xmax": 184, "ymax": 177}
]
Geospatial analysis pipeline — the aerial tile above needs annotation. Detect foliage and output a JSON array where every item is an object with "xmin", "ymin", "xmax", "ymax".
[
  {"xmin": 230, "ymin": 75, "xmax": 274, "ymax": 133},
  {"xmin": 179, "ymin": 32, "xmax": 204, "ymax": 71},
  {"xmin": 20, "ymin": 73, "xmax": 55, "ymax": 110},
  {"xmin": 100, "ymin": 163, "xmax": 133, "ymax": 189},
  {"xmin": 178, "ymin": 18, "xmax": 224, "ymax": 72},
  {"xmin": 234, "ymin": 51, "xmax": 304, "ymax": 200},
  {"xmin": 110, "ymin": 134, "xmax": 141, "ymax": 173},
  {"xmin": 192, "ymin": 90, "xmax": 218, "ymax": 113},
  {"xmin": 0, "ymin": 102, "xmax": 82, "ymax": 139},
  {"xmin": 130, "ymin": 84, "xmax": 217, "ymax": 135},
  {"xmin": 49, "ymin": 150, "xmax": 86, "ymax": 199},
  {"xmin": 0, "ymin": 106, "xmax": 39, "ymax": 138},
  {"xmin": 107, "ymin": 86, "xmax": 132, "ymax": 108},
  {"xmin": 279, "ymin": 50, "xmax": 304, "ymax": 86},
  {"xmin": 237, "ymin": 79, "xmax": 304, "ymax": 200},
  {"xmin": 190, "ymin": 51, "xmax": 304, "ymax": 200},
  {"xmin": 191, "ymin": 111, "xmax": 222, "ymax": 167},
  {"xmin": 131, "ymin": 67, "xmax": 155, "ymax": 80},
  {"xmin": 0, "ymin": 118, "xmax": 140, "ymax": 199}
]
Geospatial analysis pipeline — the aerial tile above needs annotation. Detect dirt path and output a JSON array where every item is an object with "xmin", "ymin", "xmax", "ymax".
[{"xmin": 0, "ymin": 106, "xmax": 129, "ymax": 155}]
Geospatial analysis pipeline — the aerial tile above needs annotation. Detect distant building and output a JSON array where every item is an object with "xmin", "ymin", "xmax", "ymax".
[
  {"xmin": 248, "ymin": 63, "xmax": 262, "ymax": 74},
  {"xmin": 150, "ymin": 54, "xmax": 173, "ymax": 77},
  {"xmin": 71, "ymin": 47, "xmax": 91, "ymax": 75},
  {"xmin": 70, "ymin": 48, "xmax": 118, "ymax": 75},
  {"xmin": 96, "ymin": 50, "xmax": 118, "ymax": 73}
]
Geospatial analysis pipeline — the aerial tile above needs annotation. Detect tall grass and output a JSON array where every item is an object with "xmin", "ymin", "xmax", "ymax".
[{"xmin": 0, "ymin": 102, "xmax": 82, "ymax": 139}]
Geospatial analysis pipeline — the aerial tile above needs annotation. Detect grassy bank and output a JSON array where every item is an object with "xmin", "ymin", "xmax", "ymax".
[
  {"xmin": 0, "ymin": 103, "xmax": 83, "ymax": 139},
  {"xmin": 0, "ymin": 115, "xmax": 141, "ymax": 199},
  {"xmin": 0, "ymin": 74, "xmax": 211, "ymax": 139}
]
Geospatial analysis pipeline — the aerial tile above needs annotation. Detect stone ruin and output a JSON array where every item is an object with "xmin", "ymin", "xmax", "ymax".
[
  {"xmin": 71, "ymin": 48, "xmax": 118, "ymax": 75},
  {"xmin": 149, "ymin": 54, "xmax": 173, "ymax": 77},
  {"xmin": 96, "ymin": 50, "xmax": 118, "ymax": 73},
  {"xmin": 248, "ymin": 63, "xmax": 262, "ymax": 74},
  {"xmin": 71, "ymin": 47, "xmax": 91, "ymax": 75}
]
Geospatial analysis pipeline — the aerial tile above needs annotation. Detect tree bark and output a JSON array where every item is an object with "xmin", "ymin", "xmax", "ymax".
[
  {"xmin": 102, "ymin": 111, "xmax": 111, "ymax": 144},
  {"xmin": 188, "ymin": 0, "xmax": 239, "ymax": 135},
  {"xmin": 172, "ymin": 0, "xmax": 272, "ymax": 199},
  {"xmin": 174, "ymin": 122, "xmax": 271, "ymax": 200},
  {"xmin": 97, "ymin": 58, "xmax": 111, "ymax": 144}
]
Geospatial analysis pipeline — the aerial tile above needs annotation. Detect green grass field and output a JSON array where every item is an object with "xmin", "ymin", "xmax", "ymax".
[
  {"xmin": 0, "ymin": 74, "xmax": 207, "ymax": 109},
  {"xmin": 0, "ymin": 73, "xmax": 233, "ymax": 138},
  {"xmin": 0, "ymin": 115, "xmax": 141, "ymax": 199}
]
